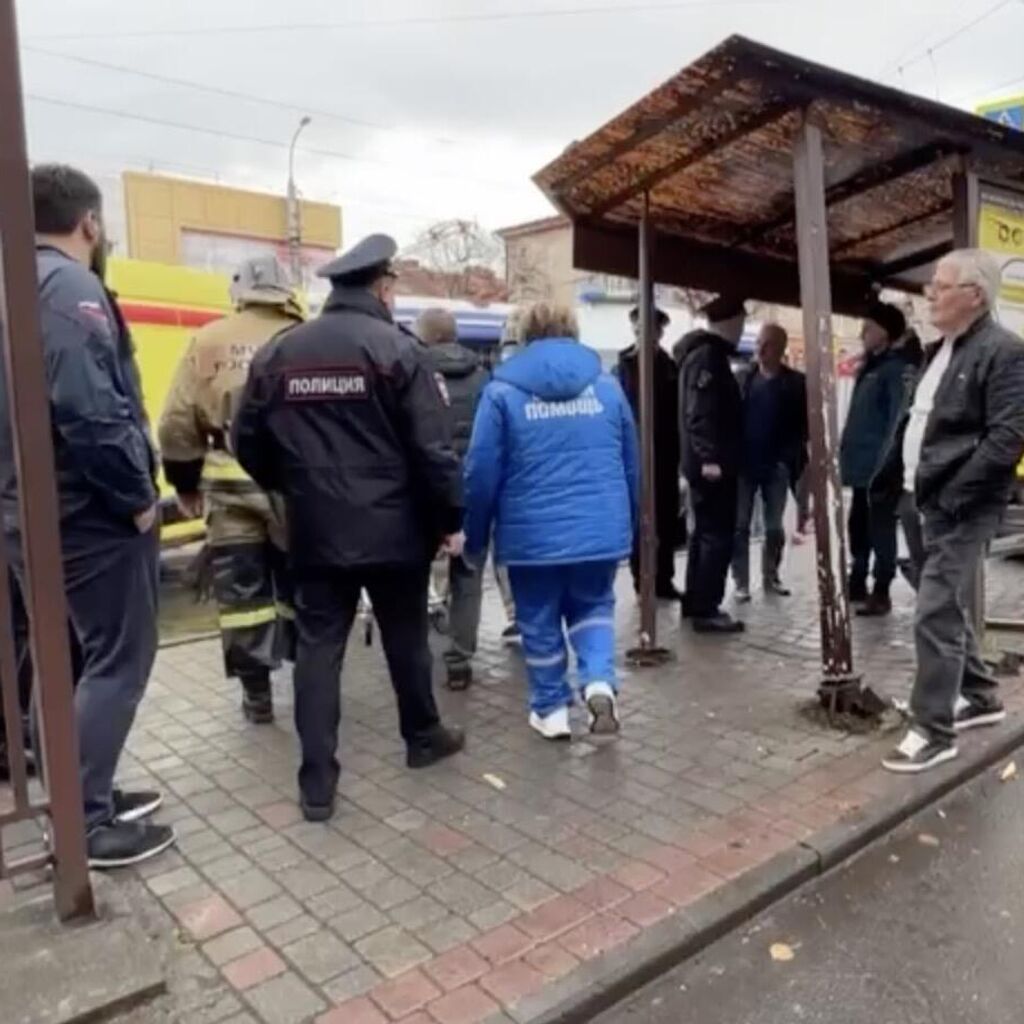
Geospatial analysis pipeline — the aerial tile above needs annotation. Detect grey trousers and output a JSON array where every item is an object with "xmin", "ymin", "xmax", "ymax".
[
  {"xmin": 444, "ymin": 555, "xmax": 484, "ymax": 670},
  {"xmin": 910, "ymin": 506, "xmax": 1001, "ymax": 743}
]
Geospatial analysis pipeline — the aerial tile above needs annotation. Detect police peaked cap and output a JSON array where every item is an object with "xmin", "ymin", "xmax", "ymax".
[
  {"xmin": 700, "ymin": 293, "xmax": 746, "ymax": 322},
  {"xmin": 317, "ymin": 233, "xmax": 398, "ymax": 283},
  {"xmin": 629, "ymin": 305, "xmax": 670, "ymax": 326}
]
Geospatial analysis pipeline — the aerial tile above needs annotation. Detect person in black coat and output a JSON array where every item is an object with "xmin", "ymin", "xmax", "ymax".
[
  {"xmin": 731, "ymin": 324, "xmax": 807, "ymax": 601},
  {"xmin": 616, "ymin": 305, "xmax": 681, "ymax": 599},
  {"xmin": 233, "ymin": 234, "xmax": 466, "ymax": 821},
  {"xmin": 677, "ymin": 295, "xmax": 746, "ymax": 633}
]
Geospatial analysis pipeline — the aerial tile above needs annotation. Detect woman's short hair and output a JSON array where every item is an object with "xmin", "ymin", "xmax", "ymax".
[{"xmin": 518, "ymin": 302, "xmax": 579, "ymax": 343}]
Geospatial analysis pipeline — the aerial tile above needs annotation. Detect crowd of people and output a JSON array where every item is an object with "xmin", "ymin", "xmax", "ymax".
[{"xmin": 2, "ymin": 162, "xmax": 1023, "ymax": 872}]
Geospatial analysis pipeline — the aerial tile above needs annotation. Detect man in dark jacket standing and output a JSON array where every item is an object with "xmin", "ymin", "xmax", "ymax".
[
  {"xmin": 732, "ymin": 323, "xmax": 807, "ymax": 601},
  {"xmin": 617, "ymin": 305, "xmax": 681, "ymax": 599},
  {"xmin": 839, "ymin": 301, "xmax": 909, "ymax": 616},
  {"xmin": 678, "ymin": 296, "xmax": 745, "ymax": 633},
  {"xmin": 877, "ymin": 250, "xmax": 1024, "ymax": 773},
  {"xmin": 0, "ymin": 165, "xmax": 173, "ymax": 868},
  {"xmin": 416, "ymin": 307, "xmax": 489, "ymax": 690},
  {"xmin": 233, "ymin": 235, "xmax": 465, "ymax": 821}
]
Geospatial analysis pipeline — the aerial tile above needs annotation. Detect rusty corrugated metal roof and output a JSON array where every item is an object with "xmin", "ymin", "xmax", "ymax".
[{"xmin": 534, "ymin": 36, "xmax": 1024, "ymax": 310}]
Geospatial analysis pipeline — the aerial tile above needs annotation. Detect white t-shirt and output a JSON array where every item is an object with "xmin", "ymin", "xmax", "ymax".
[{"xmin": 902, "ymin": 338, "xmax": 954, "ymax": 493}]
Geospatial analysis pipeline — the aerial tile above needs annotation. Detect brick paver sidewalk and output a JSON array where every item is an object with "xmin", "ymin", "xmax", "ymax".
[{"xmin": 48, "ymin": 550, "xmax": 1024, "ymax": 1022}]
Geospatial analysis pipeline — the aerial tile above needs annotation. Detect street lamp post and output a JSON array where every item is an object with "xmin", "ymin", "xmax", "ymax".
[{"xmin": 287, "ymin": 116, "xmax": 312, "ymax": 286}]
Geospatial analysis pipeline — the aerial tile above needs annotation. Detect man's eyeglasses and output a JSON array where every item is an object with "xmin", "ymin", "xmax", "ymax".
[{"xmin": 924, "ymin": 281, "xmax": 978, "ymax": 298}]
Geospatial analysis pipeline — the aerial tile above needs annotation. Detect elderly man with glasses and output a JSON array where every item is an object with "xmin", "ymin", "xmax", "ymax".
[{"xmin": 873, "ymin": 249, "xmax": 1024, "ymax": 773}]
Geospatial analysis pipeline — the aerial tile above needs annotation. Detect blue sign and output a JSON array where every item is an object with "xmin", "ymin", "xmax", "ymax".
[{"xmin": 980, "ymin": 103, "xmax": 1024, "ymax": 131}]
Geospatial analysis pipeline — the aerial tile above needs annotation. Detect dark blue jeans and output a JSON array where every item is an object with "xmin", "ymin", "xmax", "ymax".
[
  {"xmin": 732, "ymin": 464, "xmax": 789, "ymax": 590},
  {"xmin": 849, "ymin": 486, "xmax": 897, "ymax": 593}
]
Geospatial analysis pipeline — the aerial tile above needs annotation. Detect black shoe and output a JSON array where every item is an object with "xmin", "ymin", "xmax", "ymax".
[
  {"xmin": 300, "ymin": 797, "xmax": 335, "ymax": 823},
  {"xmin": 764, "ymin": 578, "xmax": 791, "ymax": 597},
  {"xmin": 954, "ymin": 699, "xmax": 1007, "ymax": 732},
  {"xmin": 855, "ymin": 594, "xmax": 892, "ymax": 617},
  {"xmin": 692, "ymin": 612, "xmax": 745, "ymax": 634},
  {"xmin": 87, "ymin": 821, "xmax": 176, "ymax": 869},
  {"xmin": 446, "ymin": 663, "xmax": 473, "ymax": 691},
  {"xmin": 882, "ymin": 729, "xmax": 958, "ymax": 774},
  {"xmin": 501, "ymin": 624, "xmax": 521, "ymax": 646},
  {"xmin": 241, "ymin": 673, "xmax": 274, "ymax": 724},
  {"xmin": 113, "ymin": 789, "xmax": 163, "ymax": 824},
  {"xmin": 407, "ymin": 725, "xmax": 465, "ymax": 769}
]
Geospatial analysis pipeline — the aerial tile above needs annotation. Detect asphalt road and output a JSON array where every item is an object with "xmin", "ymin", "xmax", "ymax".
[{"xmin": 594, "ymin": 758, "xmax": 1024, "ymax": 1024}]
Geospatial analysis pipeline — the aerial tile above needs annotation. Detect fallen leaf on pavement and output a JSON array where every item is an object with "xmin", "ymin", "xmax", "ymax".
[
  {"xmin": 770, "ymin": 943, "xmax": 796, "ymax": 962},
  {"xmin": 918, "ymin": 833, "xmax": 940, "ymax": 847},
  {"xmin": 483, "ymin": 773, "xmax": 506, "ymax": 791},
  {"xmin": 1001, "ymin": 761, "xmax": 1018, "ymax": 782}
]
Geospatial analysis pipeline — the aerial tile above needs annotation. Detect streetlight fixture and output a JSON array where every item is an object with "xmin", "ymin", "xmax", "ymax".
[{"xmin": 287, "ymin": 115, "xmax": 312, "ymax": 286}]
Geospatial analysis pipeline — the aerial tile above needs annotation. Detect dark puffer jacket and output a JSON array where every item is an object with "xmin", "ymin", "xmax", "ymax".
[{"xmin": 425, "ymin": 342, "xmax": 488, "ymax": 458}]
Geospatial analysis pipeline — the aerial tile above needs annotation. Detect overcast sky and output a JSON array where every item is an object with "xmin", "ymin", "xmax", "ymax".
[{"xmin": 14, "ymin": 0, "xmax": 1024, "ymax": 248}]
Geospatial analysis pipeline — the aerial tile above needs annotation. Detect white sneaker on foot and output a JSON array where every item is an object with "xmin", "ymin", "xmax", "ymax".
[
  {"xmin": 529, "ymin": 706, "xmax": 571, "ymax": 740},
  {"xmin": 584, "ymin": 682, "xmax": 620, "ymax": 738}
]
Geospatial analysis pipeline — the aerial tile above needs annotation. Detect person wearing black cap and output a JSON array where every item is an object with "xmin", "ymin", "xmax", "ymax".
[
  {"xmin": 676, "ymin": 295, "xmax": 746, "ymax": 633},
  {"xmin": 232, "ymin": 233, "xmax": 466, "ymax": 822},
  {"xmin": 839, "ymin": 300, "xmax": 911, "ymax": 616},
  {"xmin": 616, "ymin": 305, "xmax": 681, "ymax": 599}
]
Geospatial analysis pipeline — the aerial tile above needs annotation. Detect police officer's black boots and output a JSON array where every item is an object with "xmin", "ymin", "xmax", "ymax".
[
  {"xmin": 240, "ymin": 672, "xmax": 274, "ymax": 724},
  {"xmin": 406, "ymin": 724, "xmax": 466, "ymax": 769}
]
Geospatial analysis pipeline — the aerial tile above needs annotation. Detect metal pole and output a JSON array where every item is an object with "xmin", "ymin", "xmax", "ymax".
[
  {"xmin": 0, "ymin": 0, "xmax": 94, "ymax": 920},
  {"xmin": 287, "ymin": 116, "xmax": 311, "ymax": 286},
  {"xmin": 627, "ymin": 194, "xmax": 671, "ymax": 666},
  {"xmin": 792, "ymin": 117, "xmax": 856, "ymax": 693}
]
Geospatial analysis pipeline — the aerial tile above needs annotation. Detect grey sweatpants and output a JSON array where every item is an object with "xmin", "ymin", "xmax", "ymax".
[{"xmin": 910, "ymin": 506, "xmax": 1001, "ymax": 742}]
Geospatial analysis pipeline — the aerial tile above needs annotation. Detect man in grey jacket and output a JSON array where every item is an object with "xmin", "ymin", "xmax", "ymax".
[
  {"xmin": 877, "ymin": 250, "xmax": 1024, "ymax": 773},
  {"xmin": 416, "ymin": 308, "xmax": 489, "ymax": 689},
  {"xmin": 0, "ymin": 165, "xmax": 174, "ymax": 866}
]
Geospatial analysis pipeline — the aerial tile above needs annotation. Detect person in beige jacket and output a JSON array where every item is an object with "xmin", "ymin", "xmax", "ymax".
[{"xmin": 159, "ymin": 256, "xmax": 303, "ymax": 723}]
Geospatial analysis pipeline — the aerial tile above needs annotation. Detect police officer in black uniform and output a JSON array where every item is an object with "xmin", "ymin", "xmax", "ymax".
[
  {"xmin": 677, "ymin": 295, "xmax": 746, "ymax": 634},
  {"xmin": 232, "ymin": 234, "xmax": 466, "ymax": 822}
]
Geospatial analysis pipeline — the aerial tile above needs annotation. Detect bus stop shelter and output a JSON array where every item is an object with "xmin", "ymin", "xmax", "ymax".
[{"xmin": 533, "ymin": 35, "xmax": 1024, "ymax": 705}]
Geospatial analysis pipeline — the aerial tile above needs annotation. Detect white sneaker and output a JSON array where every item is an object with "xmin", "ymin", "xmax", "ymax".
[
  {"xmin": 529, "ymin": 706, "xmax": 571, "ymax": 740},
  {"xmin": 584, "ymin": 682, "xmax": 620, "ymax": 738}
]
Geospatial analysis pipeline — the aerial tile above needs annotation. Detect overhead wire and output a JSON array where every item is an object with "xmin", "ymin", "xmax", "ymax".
[
  {"xmin": 22, "ymin": 47, "xmax": 468, "ymax": 148},
  {"xmin": 24, "ymin": 0, "xmax": 796, "ymax": 41},
  {"xmin": 24, "ymin": 93, "xmax": 527, "ymax": 192}
]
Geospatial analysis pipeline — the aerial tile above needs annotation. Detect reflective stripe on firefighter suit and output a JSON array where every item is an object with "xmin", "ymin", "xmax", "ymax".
[{"xmin": 158, "ymin": 300, "xmax": 303, "ymax": 682}]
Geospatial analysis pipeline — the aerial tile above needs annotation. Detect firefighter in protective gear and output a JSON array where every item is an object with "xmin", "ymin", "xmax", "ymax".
[{"xmin": 159, "ymin": 256, "xmax": 304, "ymax": 723}]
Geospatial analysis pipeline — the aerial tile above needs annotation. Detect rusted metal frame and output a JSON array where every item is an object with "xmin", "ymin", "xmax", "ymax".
[
  {"xmin": 0, "ymin": 542, "xmax": 29, "ymax": 810},
  {"xmin": 876, "ymin": 240, "xmax": 954, "ymax": 279},
  {"xmin": 587, "ymin": 99, "xmax": 794, "ymax": 219},
  {"xmin": 636, "ymin": 195, "xmax": 658, "ymax": 649},
  {"xmin": 571, "ymin": 218, "xmax": 876, "ymax": 315},
  {"xmin": 792, "ymin": 117, "xmax": 856, "ymax": 689},
  {"xmin": 735, "ymin": 142, "xmax": 962, "ymax": 249},
  {"xmin": 831, "ymin": 201, "xmax": 954, "ymax": 257},
  {"xmin": 0, "ymin": 0, "xmax": 94, "ymax": 921},
  {"xmin": 551, "ymin": 67, "xmax": 746, "ymax": 193}
]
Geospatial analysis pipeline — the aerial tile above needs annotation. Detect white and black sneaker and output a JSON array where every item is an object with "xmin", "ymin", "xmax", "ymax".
[
  {"xmin": 584, "ymin": 682, "xmax": 620, "ymax": 740},
  {"xmin": 529, "ymin": 705, "xmax": 571, "ymax": 741},
  {"xmin": 882, "ymin": 728, "xmax": 958, "ymax": 774},
  {"xmin": 953, "ymin": 695, "xmax": 1007, "ymax": 732},
  {"xmin": 87, "ymin": 821, "xmax": 177, "ymax": 870},
  {"xmin": 502, "ymin": 624, "xmax": 522, "ymax": 646},
  {"xmin": 112, "ymin": 789, "xmax": 163, "ymax": 824}
]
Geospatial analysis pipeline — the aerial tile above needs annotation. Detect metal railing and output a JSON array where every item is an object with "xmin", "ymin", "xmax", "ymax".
[{"xmin": 0, "ymin": 0, "xmax": 94, "ymax": 922}]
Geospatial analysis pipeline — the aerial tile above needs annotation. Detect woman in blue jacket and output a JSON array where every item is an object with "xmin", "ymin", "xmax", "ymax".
[{"xmin": 463, "ymin": 304, "xmax": 639, "ymax": 740}]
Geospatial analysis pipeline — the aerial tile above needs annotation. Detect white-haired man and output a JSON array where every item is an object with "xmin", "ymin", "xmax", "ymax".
[{"xmin": 876, "ymin": 249, "xmax": 1024, "ymax": 772}]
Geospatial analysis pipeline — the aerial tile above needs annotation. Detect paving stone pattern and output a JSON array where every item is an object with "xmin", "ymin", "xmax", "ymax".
[{"xmin": 32, "ymin": 550, "xmax": 1024, "ymax": 1022}]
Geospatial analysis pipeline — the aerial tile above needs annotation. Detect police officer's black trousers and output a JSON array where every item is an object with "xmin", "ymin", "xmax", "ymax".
[
  {"xmin": 292, "ymin": 562, "xmax": 441, "ymax": 806},
  {"xmin": 684, "ymin": 476, "xmax": 738, "ymax": 618}
]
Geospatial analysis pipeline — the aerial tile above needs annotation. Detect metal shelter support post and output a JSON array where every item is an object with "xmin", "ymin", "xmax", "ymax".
[
  {"xmin": 627, "ymin": 193, "xmax": 671, "ymax": 666},
  {"xmin": 792, "ymin": 118, "xmax": 860, "ymax": 704},
  {"xmin": 0, "ymin": 0, "xmax": 94, "ymax": 921}
]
